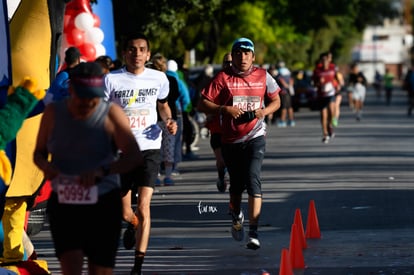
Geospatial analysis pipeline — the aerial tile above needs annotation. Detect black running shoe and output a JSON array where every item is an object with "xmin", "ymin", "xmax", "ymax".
[{"xmin": 123, "ymin": 223, "xmax": 136, "ymax": 250}]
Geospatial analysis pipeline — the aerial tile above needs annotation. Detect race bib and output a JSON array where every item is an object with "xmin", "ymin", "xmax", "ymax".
[
  {"xmin": 125, "ymin": 108, "xmax": 150, "ymax": 130},
  {"xmin": 54, "ymin": 175, "xmax": 98, "ymax": 205},
  {"xmin": 233, "ymin": 96, "xmax": 261, "ymax": 111}
]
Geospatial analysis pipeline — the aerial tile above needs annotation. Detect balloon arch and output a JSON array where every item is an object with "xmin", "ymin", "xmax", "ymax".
[{"xmin": 61, "ymin": 0, "xmax": 106, "ymax": 67}]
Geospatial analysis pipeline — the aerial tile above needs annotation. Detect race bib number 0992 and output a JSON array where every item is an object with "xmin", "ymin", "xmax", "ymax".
[{"xmin": 54, "ymin": 175, "xmax": 98, "ymax": 205}]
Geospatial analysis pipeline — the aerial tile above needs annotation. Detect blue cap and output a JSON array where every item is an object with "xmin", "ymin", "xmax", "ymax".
[{"xmin": 232, "ymin": 37, "xmax": 254, "ymax": 53}]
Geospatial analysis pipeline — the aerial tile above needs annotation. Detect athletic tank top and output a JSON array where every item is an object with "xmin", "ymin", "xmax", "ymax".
[{"xmin": 47, "ymin": 99, "xmax": 120, "ymax": 195}]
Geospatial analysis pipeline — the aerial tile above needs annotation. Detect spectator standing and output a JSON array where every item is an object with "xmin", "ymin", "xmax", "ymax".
[
  {"xmin": 168, "ymin": 62, "xmax": 191, "ymax": 176},
  {"xmin": 198, "ymin": 37, "xmax": 281, "ymax": 250},
  {"xmin": 264, "ymin": 64, "xmax": 278, "ymax": 124},
  {"xmin": 222, "ymin": 52, "xmax": 232, "ymax": 70},
  {"xmin": 104, "ymin": 33, "xmax": 177, "ymax": 275},
  {"xmin": 43, "ymin": 47, "xmax": 81, "ymax": 105},
  {"xmin": 275, "ymin": 61, "xmax": 295, "ymax": 127},
  {"xmin": 383, "ymin": 68, "xmax": 394, "ymax": 105},
  {"xmin": 95, "ymin": 55, "xmax": 115, "ymax": 74},
  {"xmin": 403, "ymin": 67, "xmax": 414, "ymax": 116},
  {"xmin": 149, "ymin": 53, "xmax": 180, "ymax": 186},
  {"xmin": 166, "ymin": 60, "xmax": 195, "ymax": 161},
  {"xmin": 194, "ymin": 64, "xmax": 214, "ymax": 108},
  {"xmin": 373, "ymin": 70, "xmax": 383, "ymax": 99},
  {"xmin": 111, "ymin": 59, "xmax": 123, "ymax": 71},
  {"xmin": 33, "ymin": 62, "xmax": 143, "ymax": 275}
]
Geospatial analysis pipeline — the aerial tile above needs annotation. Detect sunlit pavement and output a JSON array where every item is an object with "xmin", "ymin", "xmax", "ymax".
[{"xmin": 32, "ymin": 87, "xmax": 414, "ymax": 274}]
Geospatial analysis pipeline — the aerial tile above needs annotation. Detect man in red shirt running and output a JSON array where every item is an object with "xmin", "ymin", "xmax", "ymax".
[
  {"xmin": 312, "ymin": 52, "xmax": 338, "ymax": 143},
  {"xmin": 198, "ymin": 37, "xmax": 281, "ymax": 250}
]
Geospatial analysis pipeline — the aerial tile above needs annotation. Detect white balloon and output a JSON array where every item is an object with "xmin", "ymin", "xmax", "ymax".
[
  {"xmin": 95, "ymin": 43, "xmax": 106, "ymax": 57},
  {"xmin": 74, "ymin": 12, "xmax": 94, "ymax": 31},
  {"xmin": 85, "ymin": 27, "xmax": 104, "ymax": 44}
]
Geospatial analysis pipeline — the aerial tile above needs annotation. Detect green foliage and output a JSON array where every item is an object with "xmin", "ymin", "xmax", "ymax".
[{"xmin": 111, "ymin": 0, "xmax": 401, "ymax": 68}]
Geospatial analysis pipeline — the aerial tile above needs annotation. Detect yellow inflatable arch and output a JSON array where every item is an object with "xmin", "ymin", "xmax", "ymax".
[{"xmin": 8, "ymin": 0, "xmax": 66, "ymax": 197}]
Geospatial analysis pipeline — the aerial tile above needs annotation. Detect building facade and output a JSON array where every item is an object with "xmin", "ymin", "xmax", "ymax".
[{"xmin": 351, "ymin": 18, "xmax": 413, "ymax": 83}]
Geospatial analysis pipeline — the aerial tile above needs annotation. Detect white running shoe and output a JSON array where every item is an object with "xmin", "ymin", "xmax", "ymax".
[
  {"xmin": 246, "ymin": 237, "xmax": 261, "ymax": 250},
  {"xmin": 230, "ymin": 211, "xmax": 244, "ymax": 241}
]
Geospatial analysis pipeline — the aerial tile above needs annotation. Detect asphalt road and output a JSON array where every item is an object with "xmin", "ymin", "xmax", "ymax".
[{"xmin": 31, "ymin": 86, "xmax": 414, "ymax": 275}]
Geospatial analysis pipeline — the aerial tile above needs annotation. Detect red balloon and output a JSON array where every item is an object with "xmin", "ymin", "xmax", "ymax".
[
  {"xmin": 64, "ymin": 6, "xmax": 77, "ymax": 17},
  {"xmin": 63, "ymin": 14, "xmax": 73, "ymax": 29},
  {"xmin": 65, "ymin": 27, "xmax": 85, "ymax": 46},
  {"xmin": 66, "ymin": 0, "xmax": 92, "ymax": 14},
  {"xmin": 92, "ymin": 13, "xmax": 101, "ymax": 27},
  {"xmin": 79, "ymin": 43, "xmax": 96, "ymax": 61}
]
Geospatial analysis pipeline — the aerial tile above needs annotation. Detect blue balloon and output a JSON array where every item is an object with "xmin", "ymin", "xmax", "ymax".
[
  {"xmin": 92, "ymin": 0, "xmax": 116, "ymax": 60},
  {"xmin": 0, "ymin": 0, "xmax": 11, "ymax": 108}
]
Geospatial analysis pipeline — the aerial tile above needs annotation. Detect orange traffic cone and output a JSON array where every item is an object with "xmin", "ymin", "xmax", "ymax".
[
  {"xmin": 289, "ymin": 223, "xmax": 305, "ymax": 269},
  {"xmin": 294, "ymin": 208, "xmax": 307, "ymax": 249},
  {"xmin": 279, "ymin": 248, "xmax": 293, "ymax": 275},
  {"xmin": 305, "ymin": 200, "xmax": 321, "ymax": 239}
]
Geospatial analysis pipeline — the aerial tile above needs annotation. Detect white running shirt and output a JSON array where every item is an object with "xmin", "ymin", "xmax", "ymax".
[{"xmin": 104, "ymin": 67, "xmax": 170, "ymax": 150}]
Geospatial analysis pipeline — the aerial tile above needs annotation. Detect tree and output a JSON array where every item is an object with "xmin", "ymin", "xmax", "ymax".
[
  {"xmin": 111, "ymin": 0, "xmax": 221, "ymax": 64},
  {"xmin": 110, "ymin": 0, "xmax": 401, "ymax": 69}
]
